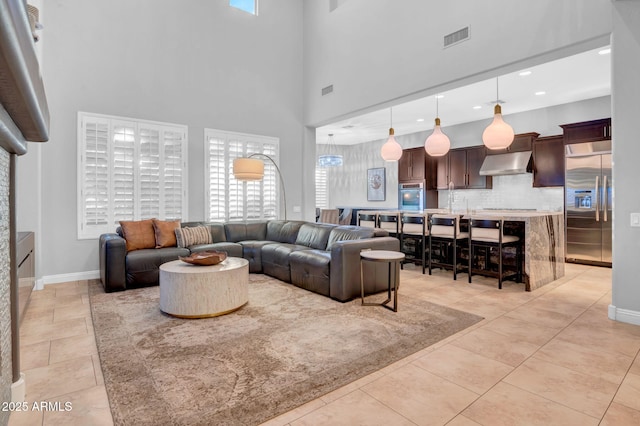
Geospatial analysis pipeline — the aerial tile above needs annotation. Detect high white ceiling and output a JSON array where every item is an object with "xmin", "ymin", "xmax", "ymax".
[{"xmin": 317, "ymin": 46, "xmax": 611, "ymax": 145}]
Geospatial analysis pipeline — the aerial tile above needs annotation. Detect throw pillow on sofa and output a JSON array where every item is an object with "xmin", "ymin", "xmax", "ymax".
[
  {"xmin": 175, "ymin": 226, "xmax": 212, "ymax": 248},
  {"xmin": 119, "ymin": 219, "xmax": 157, "ymax": 251},
  {"xmin": 153, "ymin": 219, "xmax": 181, "ymax": 248}
]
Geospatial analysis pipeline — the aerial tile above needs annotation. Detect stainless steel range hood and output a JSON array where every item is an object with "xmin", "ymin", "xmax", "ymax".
[{"xmin": 479, "ymin": 151, "xmax": 532, "ymax": 176}]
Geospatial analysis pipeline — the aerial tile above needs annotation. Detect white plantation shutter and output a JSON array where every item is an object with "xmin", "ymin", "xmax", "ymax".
[
  {"xmin": 163, "ymin": 130, "xmax": 185, "ymax": 221},
  {"xmin": 205, "ymin": 129, "xmax": 280, "ymax": 222},
  {"xmin": 78, "ymin": 112, "xmax": 188, "ymax": 239},
  {"xmin": 81, "ymin": 118, "xmax": 110, "ymax": 233},
  {"xmin": 315, "ymin": 167, "xmax": 328, "ymax": 209}
]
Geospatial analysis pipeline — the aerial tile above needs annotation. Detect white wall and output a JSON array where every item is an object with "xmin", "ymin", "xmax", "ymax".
[
  {"xmin": 303, "ymin": 0, "xmax": 612, "ymax": 127},
  {"xmin": 323, "ymin": 96, "xmax": 610, "ymax": 212},
  {"xmin": 611, "ymin": 1, "xmax": 640, "ymax": 323},
  {"xmin": 32, "ymin": 0, "xmax": 304, "ymax": 280}
]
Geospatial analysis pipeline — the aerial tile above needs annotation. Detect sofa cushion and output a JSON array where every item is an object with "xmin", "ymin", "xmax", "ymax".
[
  {"xmin": 182, "ymin": 222, "xmax": 227, "ymax": 243},
  {"xmin": 238, "ymin": 240, "xmax": 276, "ymax": 273},
  {"xmin": 152, "ymin": 219, "xmax": 180, "ymax": 248},
  {"xmin": 326, "ymin": 226, "xmax": 376, "ymax": 250},
  {"xmin": 295, "ymin": 223, "xmax": 335, "ymax": 250},
  {"xmin": 175, "ymin": 226, "xmax": 212, "ymax": 247},
  {"xmin": 262, "ymin": 243, "xmax": 311, "ymax": 283},
  {"xmin": 125, "ymin": 247, "xmax": 190, "ymax": 285},
  {"xmin": 266, "ymin": 220, "xmax": 305, "ymax": 244},
  {"xmin": 289, "ymin": 249, "xmax": 331, "ymax": 296},
  {"xmin": 225, "ymin": 222, "xmax": 267, "ymax": 242},
  {"xmin": 189, "ymin": 242, "xmax": 243, "ymax": 258},
  {"xmin": 120, "ymin": 219, "xmax": 156, "ymax": 252}
]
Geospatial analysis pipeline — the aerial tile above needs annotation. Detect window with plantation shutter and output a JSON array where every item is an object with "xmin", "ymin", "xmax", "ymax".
[
  {"xmin": 315, "ymin": 167, "xmax": 328, "ymax": 209},
  {"xmin": 205, "ymin": 129, "xmax": 280, "ymax": 222},
  {"xmin": 78, "ymin": 112, "xmax": 188, "ymax": 239}
]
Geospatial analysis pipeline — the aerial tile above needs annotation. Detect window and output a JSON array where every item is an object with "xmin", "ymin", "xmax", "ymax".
[
  {"xmin": 205, "ymin": 129, "xmax": 279, "ymax": 221},
  {"xmin": 77, "ymin": 112, "xmax": 188, "ymax": 239},
  {"xmin": 315, "ymin": 167, "xmax": 328, "ymax": 209},
  {"xmin": 230, "ymin": 0, "xmax": 257, "ymax": 15}
]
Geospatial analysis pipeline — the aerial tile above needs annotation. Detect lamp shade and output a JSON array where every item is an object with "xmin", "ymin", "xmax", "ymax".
[
  {"xmin": 424, "ymin": 118, "xmax": 450, "ymax": 157},
  {"xmin": 233, "ymin": 158, "xmax": 264, "ymax": 180},
  {"xmin": 482, "ymin": 104, "xmax": 514, "ymax": 150},
  {"xmin": 381, "ymin": 128, "xmax": 403, "ymax": 161}
]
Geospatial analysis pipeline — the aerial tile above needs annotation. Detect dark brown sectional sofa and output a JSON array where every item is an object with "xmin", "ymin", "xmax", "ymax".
[{"xmin": 99, "ymin": 220, "xmax": 400, "ymax": 302}]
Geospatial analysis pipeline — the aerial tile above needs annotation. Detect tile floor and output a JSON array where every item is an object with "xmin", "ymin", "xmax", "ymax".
[{"xmin": 9, "ymin": 263, "xmax": 640, "ymax": 425}]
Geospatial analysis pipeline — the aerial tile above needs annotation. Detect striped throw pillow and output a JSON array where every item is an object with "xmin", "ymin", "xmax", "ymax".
[{"xmin": 175, "ymin": 226, "xmax": 212, "ymax": 248}]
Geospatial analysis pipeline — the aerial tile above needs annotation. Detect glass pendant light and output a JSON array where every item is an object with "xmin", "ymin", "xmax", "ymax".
[
  {"xmin": 482, "ymin": 77, "xmax": 514, "ymax": 150},
  {"xmin": 380, "ymin": 108, "xmax": 403, "ymax": 161},
  {"xmin": 318, "ymin": 133, "xmax": 343, "ymax": 167},
  {"xmin": 424, "ymin": 95, "xmax": 451, "ymax": 157}
]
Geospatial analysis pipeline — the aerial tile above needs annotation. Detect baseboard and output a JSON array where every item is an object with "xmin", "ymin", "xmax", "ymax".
[
  {"xmin": 608, "ymin": 304, "xmax": 640, "ymax": 326},
  {"xmin": 38, "ymin": 270, "xmax": 100, "ymax": 288}
]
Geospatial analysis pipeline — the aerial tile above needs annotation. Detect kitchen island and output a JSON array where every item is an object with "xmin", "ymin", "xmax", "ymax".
[
  {"xmin": 364, "ymin": 209, "xmax": 564, "ymax": 291},
  {"xmin": 466, "ymin": 211, "xmax": 564, "ymax": 291}
]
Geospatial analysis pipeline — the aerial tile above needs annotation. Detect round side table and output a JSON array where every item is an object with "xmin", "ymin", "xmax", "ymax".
[{"xmin": 360, "ymin": 250, "xmax": 405, "ymax": 312}]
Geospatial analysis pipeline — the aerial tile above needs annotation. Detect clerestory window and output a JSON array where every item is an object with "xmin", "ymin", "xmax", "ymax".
[{"xmin": 230, "ymin": 0, "xmax": 257, "ymax": 15}]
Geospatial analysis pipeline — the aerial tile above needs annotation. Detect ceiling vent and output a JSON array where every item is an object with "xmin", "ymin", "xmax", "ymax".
[
  {"xmin": 321, "ymin": 85, "xmax": 334, "ymax": 96},
  {"xmin": 444, "ymin": 26, "xmax": 470, "ymax": 48}
]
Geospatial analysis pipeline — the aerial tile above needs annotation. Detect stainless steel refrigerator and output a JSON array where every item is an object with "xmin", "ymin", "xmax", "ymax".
[{"xmin": 565, "ymin": 140, "xmax": 612, "ymax": 266}]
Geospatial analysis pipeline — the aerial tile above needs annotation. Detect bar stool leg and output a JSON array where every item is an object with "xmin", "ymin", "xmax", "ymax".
[
  {"xmin": 452, "ymin": 239, "xmax": 457, "ymax": 281},
  {"xmin": 498, "ymin": 245, "xmax": 503, "ymax": 290}
]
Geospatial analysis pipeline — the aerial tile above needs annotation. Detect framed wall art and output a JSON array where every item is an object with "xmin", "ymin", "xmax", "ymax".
[{"xmin": 367, "ymin": 167, "xmax": 386, "ymax": 201}]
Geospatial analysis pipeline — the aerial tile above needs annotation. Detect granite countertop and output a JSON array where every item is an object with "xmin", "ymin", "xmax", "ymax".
[{"xmin": 368, "ymin": 209, "xmax": 562, "ymax": 218}]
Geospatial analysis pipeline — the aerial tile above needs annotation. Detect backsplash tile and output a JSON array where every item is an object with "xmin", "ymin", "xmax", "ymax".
[{"xmin": 439, "ymin": 174, "xmax": 564, "ymax": 212}]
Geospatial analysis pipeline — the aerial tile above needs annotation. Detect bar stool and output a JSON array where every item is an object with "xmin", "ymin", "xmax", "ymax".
[
  {"xmin": 468, "ymin": 218, "xmax": 523, "ymax": 289},
  {"xmin": 400, "ymin": 214, "xmax": 428, "ymax": 274},
  {"xmin": 357, "ymin": 212, "xmax": 377, "ymax": 228},
  {"xmin": 377, "ymin": 213, "xmax": 400, "ymax": 238},
  {"xmin": 428, "ymin": 214, "xmax": 468, "ymax": 280}
]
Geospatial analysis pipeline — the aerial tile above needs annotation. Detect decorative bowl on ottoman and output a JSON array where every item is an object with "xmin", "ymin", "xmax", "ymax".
[{"xmin": 179, "ymin": 250, "xmax": 227, "ymax": 266}]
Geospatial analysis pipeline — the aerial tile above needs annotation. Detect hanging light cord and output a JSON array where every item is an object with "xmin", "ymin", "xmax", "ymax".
[
  {"xmin": 496, "ymin": 77, "xmax": 499, "ymax": 104},
  {"xmin": 436, "ymin": 95, "xmax": 439, "ymax": 118},
  {"xmin": 390, "ymin": 107, "xmax": 393, "ymax": 128}
]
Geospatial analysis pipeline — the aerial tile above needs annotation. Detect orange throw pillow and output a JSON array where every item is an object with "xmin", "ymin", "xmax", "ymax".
[
  {"xmin": 119, "ymin": 219, "xmax": 156, "ymax": 251},
  {"xmin": 153, "ymin": 219, "xmax": 181, "ymax": 248}
]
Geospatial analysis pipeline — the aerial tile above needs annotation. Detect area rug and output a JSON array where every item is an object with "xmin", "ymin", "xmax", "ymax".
[{"xmin": 89, "ymin": 274, "xmax": 482, "ymax": 426}]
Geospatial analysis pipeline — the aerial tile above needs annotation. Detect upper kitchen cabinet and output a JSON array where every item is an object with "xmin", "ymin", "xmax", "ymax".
[
  {"xmin": 437, "ymin": 146, "xmax": 492, "ymax": 190},
  {"xmin": 398, "ymin": 147, "xmax": 425, "ymax": 181},
  {"xmin": 399, "ymin": 147, "xmax": 437, "ymax": 188},
  {"xmin": 561, "ymin": 118, "xmax": 611, "ymax": 144},
  {"xmin": 488, "ymin": 132, "xmax": 539, "ymax": 154},
  {"xmin": 533, "ymin": 135, "xmax": 564, "ymax": 187}
]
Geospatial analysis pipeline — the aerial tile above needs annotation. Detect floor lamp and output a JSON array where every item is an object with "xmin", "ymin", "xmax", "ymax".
[{"xmin": 233, "ymin": 153, "xmax": 288, "ymax": 220}]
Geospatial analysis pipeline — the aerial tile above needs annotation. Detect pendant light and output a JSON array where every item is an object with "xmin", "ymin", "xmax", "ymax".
[
  {"xmin": 318, "ymin": 133, "xmax": 343, "ymax": 167},
  {"xmin": 380, "ymin": 108, "xmax": 403, "ymax": 161},
  {"xmin": 424, "ymin": 95, "xmax": 451, "ymax": 157},
  {"xmin": 482, "ymin": 77, "xmax": 514, "ymax": 150}
]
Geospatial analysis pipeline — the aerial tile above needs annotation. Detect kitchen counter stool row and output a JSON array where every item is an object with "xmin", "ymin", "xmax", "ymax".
[{"xmin": 357, "ymin": 211, "xmax": 523, "ymax": 289}]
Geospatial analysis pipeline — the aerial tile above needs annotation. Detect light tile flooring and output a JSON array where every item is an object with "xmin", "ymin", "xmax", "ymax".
[{"xmin": 10, "ymin": 263, "xmax": 640, "ymax": 425}]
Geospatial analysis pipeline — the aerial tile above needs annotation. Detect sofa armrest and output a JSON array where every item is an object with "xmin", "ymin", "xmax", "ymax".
[
  {"xmin": 99, "ymin": 233, "xmax": 127, "ymax": 292},
  {"xmin": 329, "ymin": 236, "xmax": 400, "ymax": 302}
]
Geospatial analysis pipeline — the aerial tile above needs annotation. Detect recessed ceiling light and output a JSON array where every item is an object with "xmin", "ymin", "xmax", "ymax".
[
  {"xmin": 416, "ymin": 118, "xmax": 425, "ymax": 122},
  {"xmin": 435, "ymin": 95, "xmax": 444, "ymax": 99},
  {"xmin": 472, "ymin": 105, "xmax": 482, "ymax": 110},
  {"xmin": 598, "ymin": 48, "xmax": 611, "ymax": 55},
  {"xmin": 519, "ymin": 71, "xmax": 532, "ymax": 76},
  {"xmin": 535, "ymin": 91, "xmax": 546, "ymax": 96}
]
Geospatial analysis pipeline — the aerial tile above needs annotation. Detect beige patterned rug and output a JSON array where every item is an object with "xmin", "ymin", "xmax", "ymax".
[{"xmin": 89, "ymin": 274, "xmax": 482, "ymax": 426}]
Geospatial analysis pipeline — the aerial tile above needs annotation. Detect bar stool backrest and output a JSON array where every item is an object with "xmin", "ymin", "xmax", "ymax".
[
  {"xmin": 402, "ymin": 215, "xmax": 427, "ymax": 235},
  {"xmin": 378, "ymin": 213, "xmax": 400, "ymax": 234},
  {"xmin": 430, "ymin": 215, "xmax": 460, "ymax": 238},
  {"xmin": 469, "ymin": 219, "xmax": 502, "ymax": 242},
  {"xmin": 358, "ymin": 212, "xmax": 377, "ymax": 228}
]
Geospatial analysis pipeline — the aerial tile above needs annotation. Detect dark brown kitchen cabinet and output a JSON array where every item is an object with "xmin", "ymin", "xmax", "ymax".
[
  {"xmin": 398, "ymin": 147, "xmax": 425, "ymax": 181},
  {"xmin": 489, "ymin": 132, "xmax": 539, "ymax": 154},
  {"xmin": 533, "ymin": 135, "xmax": 564, "ymax": 187},
  {"xmin": 437, "ymin": 146, "xmax": 492, "ymax": 189},
  {"xmin": 561, "ymin": 118, "xmax": 611, "ymax": 144},
  {"xmin": 399, "ymin": 147, "xmax": 438, "ymax": 189}
]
